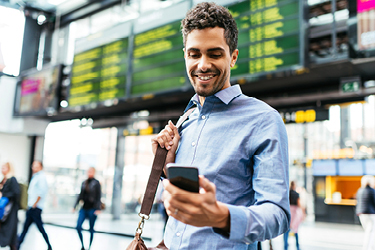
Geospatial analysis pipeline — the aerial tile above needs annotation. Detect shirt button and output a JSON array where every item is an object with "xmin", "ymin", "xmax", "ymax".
[
  {"xmin": 191, "ymin": 142, "xmax": 196, "ymax": 147},
  {"xmin": 176, "ymin": 232, "xmax": 181, "ymax": 237},
  {"xmin": 201, "ymin": 115, "xmax": 206, "ymax": 120}
]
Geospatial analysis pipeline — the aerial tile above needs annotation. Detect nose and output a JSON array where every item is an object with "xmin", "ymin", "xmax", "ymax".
[{"xmin": 198, "ymin": 55, "xmax": 211, "ymax": 72}]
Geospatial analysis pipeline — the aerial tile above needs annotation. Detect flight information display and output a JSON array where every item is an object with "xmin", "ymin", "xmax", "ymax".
[
  {"xmin": 69, "ymin": 38, "xmax": 128, "ymax": 107},
  {"xmin": 67, "ymin": 0, "xmax": 305, "ymax": 110},
  {"xmin": 132, "ymin": 20, "xmax": 186, "ymax": 96},
  {"xmin": 228, "ymin": 0, "xmax": 302, "ymax": 77}
]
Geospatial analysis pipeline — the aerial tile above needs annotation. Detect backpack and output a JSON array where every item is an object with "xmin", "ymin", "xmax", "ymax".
[{"xmin": 18, "ymin": 182, "xmax": 28, "ymax": 210}]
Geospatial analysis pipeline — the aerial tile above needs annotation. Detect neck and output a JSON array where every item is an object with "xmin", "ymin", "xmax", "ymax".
[{"xmin": 198, "ymin": 96, "xmax": 205, "ymax": 105}]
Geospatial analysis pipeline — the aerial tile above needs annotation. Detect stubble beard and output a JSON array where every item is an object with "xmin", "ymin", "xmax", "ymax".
[{"xmin": 190, "ymin": 69, "xmax": 230, "ymax": 97}]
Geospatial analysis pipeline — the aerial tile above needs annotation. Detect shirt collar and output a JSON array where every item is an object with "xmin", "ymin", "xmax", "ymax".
[
  {"xmin": 32, "ymin": 170, "xmax": 43, "ymax": 177},
  {"xmin": 184, "ymin": 84, "xmax": 242, "ymax": 112}
]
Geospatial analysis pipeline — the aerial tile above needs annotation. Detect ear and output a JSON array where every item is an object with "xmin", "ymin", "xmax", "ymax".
[
  {"xmin": 230, "ymin": 49, "xmax": 239, "ymax": 68},
  {"xmin": 183, "ymin": 48, "xmax": 187, "ymax": 58}
]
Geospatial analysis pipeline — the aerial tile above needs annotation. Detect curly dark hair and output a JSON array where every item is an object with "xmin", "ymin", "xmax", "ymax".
[{"xmin": 181, "ymin": 2, "xmax": 238, "ymax": 54}]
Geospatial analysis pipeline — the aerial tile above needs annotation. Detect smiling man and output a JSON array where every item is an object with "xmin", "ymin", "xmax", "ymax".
[{"xmin": 151, "ymin": 2, "xmax": 290, "ymax": 249}]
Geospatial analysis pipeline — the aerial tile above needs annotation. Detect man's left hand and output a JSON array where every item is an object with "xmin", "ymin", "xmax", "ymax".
[{"xmin": 162, "ymin": 176, "xmax": 230, "ymax": 231}]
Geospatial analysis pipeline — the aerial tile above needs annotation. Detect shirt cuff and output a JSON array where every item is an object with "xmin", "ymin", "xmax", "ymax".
[{"xmin": 212, "ymin": 204, "xmax": 249, "ymax": 241}]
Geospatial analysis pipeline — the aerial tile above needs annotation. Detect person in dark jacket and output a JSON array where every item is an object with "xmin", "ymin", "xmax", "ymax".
[
  {"xmin": 356, "ymin": 175, "xmax": 375, "ymax": 250},
  {"xmin": 0, "ymin": 162, "xmax": 20, "ymax": 250},
  {"xmin": 73, "ymin": 167, "xmax": 102, "ymax": 250}
]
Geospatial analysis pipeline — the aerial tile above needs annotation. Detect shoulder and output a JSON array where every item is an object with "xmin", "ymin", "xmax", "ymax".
[
  {"xmin": 8, "ymin": 176, "xmax": 18, "ymax": 185},
  {"xmin": 10, "ymin": 176, "xmax": 18, "ymax": 182},
  {"xmin": 291, "ymin": 190, "xmax": 300, "ymax": 197},
  {"xmin": 233, "ymin": 94, "xmax": 280, "ymax": 117}
]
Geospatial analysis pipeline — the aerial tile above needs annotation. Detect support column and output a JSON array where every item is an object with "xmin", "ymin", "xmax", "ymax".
[
  {"xmin": 112, "ymin": 127, "xmax": 126, "ymax": 220},
  {"xmin": 19, "ymin": 15, "xmax": 42, "ymax": 72},
  {"xmin": 303, "ymin": 124, "xmax": 308, "ymax": 190},
  {"xmin": 340, "ymin": 106, "xmax": 351, "ymax": 148}
]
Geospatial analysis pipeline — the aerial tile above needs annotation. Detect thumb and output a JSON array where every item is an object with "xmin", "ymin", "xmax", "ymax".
[
  {"xmin": 169, "ymin": 120, "xmax": 178, "ymax": 131},
  {"xmin": 199, "ymin": 176, "xmax": 215, "ymax": 194}
]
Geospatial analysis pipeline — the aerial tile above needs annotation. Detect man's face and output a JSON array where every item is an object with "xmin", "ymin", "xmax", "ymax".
[
  {"xmin": 32, "ymin": 161, "xmax": 42, "ymax": 174},
  {"xmin": 87, "ymin": 168, "xmax": 95, "ymax": 179},
  {"xmin": 184, "ymin": 27, "xmax": 238, "ymax": 97}
]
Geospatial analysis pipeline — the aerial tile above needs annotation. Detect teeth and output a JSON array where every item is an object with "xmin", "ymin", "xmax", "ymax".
[{"xmin": 199, "ymin": 76, "xmax": 213, "ymax": 80}]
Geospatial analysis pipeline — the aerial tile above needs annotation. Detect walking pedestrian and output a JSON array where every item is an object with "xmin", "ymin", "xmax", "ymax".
[
  {"xmin": 284, "ymin": 181, "xmax": 304, "ymax": 250},
  {"xmin": 356, "ymin": 175, "xmax": 375, "ymax": 250},
  {"xmin": 73, "ymin": 167, "xmax": 102, "ymax": 250},
  {"xmin": 0, "ymin": 162, "xmax": 20, "ymax": 250},
  {"xmin": 18, "ymin": 160, "xmax": 52, "ymax": 250}
]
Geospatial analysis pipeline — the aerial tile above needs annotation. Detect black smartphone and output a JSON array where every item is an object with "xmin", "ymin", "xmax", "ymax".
[{"xmin": 166, "ymin": 163, "xmax": 199, "ymax": 193}]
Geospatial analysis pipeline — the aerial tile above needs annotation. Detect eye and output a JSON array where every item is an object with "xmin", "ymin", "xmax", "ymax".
[
  {"xmin": 210, "ymin": 54, "xmax": 222, "ymax": 59},
  {"xmin": 188, "ymin": 53, "xmax": 200, "ymax": 59}
]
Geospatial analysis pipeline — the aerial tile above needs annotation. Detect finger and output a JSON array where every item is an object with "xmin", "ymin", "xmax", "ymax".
[
  {"xmin": 163, "ymin": 179, "xmax": 197, "ymax": 204},
  {"xmin": 165, "ymin": 121, "xmax": 175, "ymax": 139},
  {"xmin": 169, "ymin": 121, "xmax": 180, "ymax": 140},
  {"xmin": 163, "ymin": 126, "xmax": 174, "ymax": 146},
  {"xmin": 199, "ymin": 176, "xmax": 216, "ymax": 194},
  {"xmin": 156, "ymin": 133, "xmax": 172, "ymax": 150}
]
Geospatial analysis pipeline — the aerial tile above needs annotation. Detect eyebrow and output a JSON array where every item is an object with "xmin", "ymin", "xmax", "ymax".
[{"xmin": 187, "ymin": 47, "xmax": 225, "ymax": 53}]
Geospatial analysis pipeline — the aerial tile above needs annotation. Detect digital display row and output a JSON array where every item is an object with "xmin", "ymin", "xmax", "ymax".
[
  {"xmin": 69, "ymin": 0, "xmax": 303, "ymax": 108},
  {"xmin": 228, "ymin": 0, "xmax": 301, "ymax": 76},
  {"xmin": 132, "ymin": 20, "xmax": 186, "ymax": 96},
  {"xmin": 70, "ymin": 38, "xmax": 128, "ymax": 107}
]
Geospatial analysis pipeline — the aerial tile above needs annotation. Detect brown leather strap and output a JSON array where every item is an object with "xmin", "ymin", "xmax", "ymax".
[
  {"xmin": 140, "ymin": 146, "xmax": 168, "ymax": 215},
  {"xmin": 140, "ymin": 107, "xmax": 195, "ymax": 216}
]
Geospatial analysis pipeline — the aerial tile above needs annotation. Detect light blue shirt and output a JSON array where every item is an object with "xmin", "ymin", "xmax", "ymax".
[
  {"xmin": 28, "ymin": 170, "xmax": 49, "ymax": 210},
  {"xmin": 164, "ymin": 85, "xmax": 290, "ymax": 250}
]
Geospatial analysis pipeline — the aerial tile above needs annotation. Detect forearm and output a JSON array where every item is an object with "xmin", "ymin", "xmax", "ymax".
[
  {"xmin": 218, "ymin": 203, "xmax": 289, "ymax": 243},
  {"xmin": 33, "ymin": 196, "xmax": 41, "ymax": 208}
]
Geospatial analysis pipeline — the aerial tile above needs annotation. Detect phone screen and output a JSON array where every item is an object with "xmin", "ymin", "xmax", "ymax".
[{"xmin": 167, "ymin": 165, "xmax": 199, "ymax": 193}]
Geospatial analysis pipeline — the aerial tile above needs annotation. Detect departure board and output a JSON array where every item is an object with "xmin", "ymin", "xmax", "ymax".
[
  {"xmin": 228, "ymin": 0, "xmax": 302, "ymax": 77},
  {"xmin": 69, "ymin": 38, "xmax": 128, "ymax": 107},
  {"xmin": 132, "ymin": 20, "xmax": 186, "ymax": 96}
]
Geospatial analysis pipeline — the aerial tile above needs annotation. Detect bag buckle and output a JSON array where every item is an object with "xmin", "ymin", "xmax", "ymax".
[{"xmin": 136, "ymin": 213, "xmax": 149, "ymax": 235}]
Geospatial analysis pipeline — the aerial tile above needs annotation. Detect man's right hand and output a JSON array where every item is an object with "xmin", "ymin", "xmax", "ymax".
[{"xmin": 151, "ymin": 120, "xmax": 180, "ymax": 168}]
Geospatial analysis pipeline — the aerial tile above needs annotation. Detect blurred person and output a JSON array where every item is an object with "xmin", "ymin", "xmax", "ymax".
[
  {"xmin": 18, "ymin": 161, "xmax": 52, "ymax": 250},
  {"xmin": 0, "ymin": 162, "xmax": 20, "ymax": 250},
  {"xmin": 284, "ymin": 181, "xmax": 304, "ymax": 250},
  {"xmin": 73, "ymin": 167, "xmax": 102, "ymax": 250},
  {"xmin": 152, "ymin": 2, "xmax": 290, "ymax": 249},
  {"xmin": 356, "ymin": 175, "xmax": 375, "ymax": 250}
]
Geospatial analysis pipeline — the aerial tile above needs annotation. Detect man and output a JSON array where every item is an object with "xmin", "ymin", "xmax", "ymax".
[
  {"xmin": 73, "ymin": 167, "xmax": 102, "ymax": 250},
  {"xmin": 356, "ymin": 175, "xmax": 375, "ymax": 250},
  {"xmin": 18, "ymin": 161, "xmax": 52, "ymax": 250},
  {"xmin": 152, "ymin": 2, "xmax": 290, "ymax": 249}
]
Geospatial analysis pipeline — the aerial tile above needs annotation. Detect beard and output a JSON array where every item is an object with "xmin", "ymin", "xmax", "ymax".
[{"xmin": 189, "ymin": 68, "xmax": 230, "ymax": 97}]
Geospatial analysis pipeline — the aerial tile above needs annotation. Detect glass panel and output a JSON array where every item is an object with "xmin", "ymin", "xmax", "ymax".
[
  {"xmin": 122, "ymin": 135, "xmax": 155, "ymax": 214},
  {"xmin": 0, "ymin": 6, "xmax": 25, "ymax": 76},
  {"xmin": 43, "ymin": 120, "xmax": 117, "ymax": 213}
]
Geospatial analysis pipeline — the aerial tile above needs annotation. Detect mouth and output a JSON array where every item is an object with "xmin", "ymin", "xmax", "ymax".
[{"xmin": 193, "ymin": 74, "xmax": 217, "ymax": 82}]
